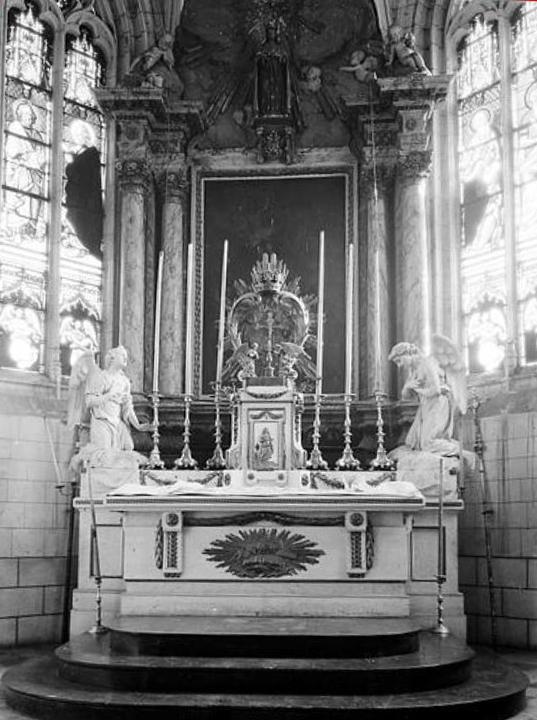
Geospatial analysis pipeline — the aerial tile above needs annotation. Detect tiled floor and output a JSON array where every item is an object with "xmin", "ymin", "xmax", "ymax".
[{"xmin": 0, "ymin": 643, "xmax": 535, "ymax": 719}]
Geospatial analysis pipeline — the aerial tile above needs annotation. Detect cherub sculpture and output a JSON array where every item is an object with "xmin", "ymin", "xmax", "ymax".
[
  {"xmin": 223, "ymin": 325, "xmax": 259, "ymax": 384},
  {"xmin": 67, "ymin": 345, "xmax": 151, "ymax": 453},
  {"xmin": 274, "ymin": 341, "xmax": 316, "ymax": 383},
  {"xmin": 340, "ymin": 50, "xmax": 378, "ymax": 83},
  {"xmin": 385, "ymin": 25, "xmax": 431, "ymax": 76},
  {"xmin": 129, "ymin": 33, "xmax": 184, "ymax": 94},
  {"xmin": 389, "ymin": 334, "xmax": 467, "ymax": 456}
]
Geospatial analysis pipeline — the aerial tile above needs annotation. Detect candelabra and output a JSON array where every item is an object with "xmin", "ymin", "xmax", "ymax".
[
  {"xmin": 307, "ymin": 393, "xmax": 328, "ymax": 470},
  {"xmin": 174, "ymin": 394, "xmax": 198, "ymax": 469},
  {"xmin": 207, "ymin": 382, "xmax": 226, "ymax": 469},
  {"xmin": 432, "ymin": 458, "xmax": 450, "ymax": 636},
  {"xmin": 147, "ymin": 391, "xmax": 165, "ymax": 469},
  {"xmin": 370, "ymin": 390, "xmax": 395, "ymax": 471},
  {"xmin": 336, "ymin": 394, "xmax": 360, "ymax": 470},
  {"xmin": 87, "ymin": 469, "xmax": 107, "ymax": 635}
]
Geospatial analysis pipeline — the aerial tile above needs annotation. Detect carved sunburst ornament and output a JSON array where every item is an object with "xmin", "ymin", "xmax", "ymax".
[{"xmin": 203, "ymin": 528, "xmax": 325, "ymax": 578}]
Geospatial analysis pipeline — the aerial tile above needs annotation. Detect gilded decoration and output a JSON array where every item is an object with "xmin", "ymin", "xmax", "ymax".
[{"xmin": 203, "ymin": 528, "xmax": 325, "ymax": 578}]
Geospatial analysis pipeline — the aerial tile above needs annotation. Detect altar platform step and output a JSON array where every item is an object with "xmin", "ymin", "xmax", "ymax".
[
  {"xmin": 55, "ymin": 629, "xmax": 473, "ymax": 695},
  {"xmin": 107, "ymin": 616, "xmax": 421, "ymax": 658},
  {"xmin": 2, "ymin": 646, "xmax": 527, "ymax": 720}
]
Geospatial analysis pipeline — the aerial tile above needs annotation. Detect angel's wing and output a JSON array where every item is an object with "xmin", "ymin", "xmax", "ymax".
[
  {"xmin": 222, "ymin": 342, "xmax": 249, "ymax": 382},
  {"xmin": 66, "ymin": 351, "xmax": 97, "ymax": 430},
  {"xmin": 431, "ymin": 334, "xmax": 467, "ymax": 414},
  {"xmin": 279, "ymin": 342, "xmax": 316, "ymax": 381}
]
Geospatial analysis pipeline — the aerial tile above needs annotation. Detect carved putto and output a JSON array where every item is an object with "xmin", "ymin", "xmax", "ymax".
[
  {"xmin": 384, "ymin": 24, "xmax": 431, "ymax": 76},
  {"xmin": 128, "ymin": 33, "xmax": 184, "ymax": 94}
]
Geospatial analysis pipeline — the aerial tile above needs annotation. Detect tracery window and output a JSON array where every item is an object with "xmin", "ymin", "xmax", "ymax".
[
  {"xmin": 456, "ymin": 2, "xmax": 537, "ymax": 374},
  {"xmin": 0, "ymin": 0, "xmax": 107, "ymax": 376}
]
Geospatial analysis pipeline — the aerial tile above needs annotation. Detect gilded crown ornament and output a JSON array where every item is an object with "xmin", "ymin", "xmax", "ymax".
[{"xmin": 251, "ymin": 253, "xmax": 289, "ymax": 295}]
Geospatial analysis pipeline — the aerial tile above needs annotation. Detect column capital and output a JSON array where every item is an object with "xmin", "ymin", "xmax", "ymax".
[
  {"xmin": 156, "ymin": 167, "xmax": 189, "ymax": 201},
  {"xmin": 396, "ymin": 149, "xmax": 432, "ymax": 185},
  {"xmin": 116, "ymin": 157, "xmax": 153, "ymax": 193},
  {"xmin": 359, "ymin": 160, "xmax": 395, "ymax": 198}
]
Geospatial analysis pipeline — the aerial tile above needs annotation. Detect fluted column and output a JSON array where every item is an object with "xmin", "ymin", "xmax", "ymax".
[
  {"xmin": 394, "ymin": 151, "xmax": 431, "ymax": 351},
  {"xmin": 117, "ymin": 145, "xmax": 152, "ymax": 392},
  {"xmin": 157, "ymin": 168, "xmax": 188, "ymax": 395}
]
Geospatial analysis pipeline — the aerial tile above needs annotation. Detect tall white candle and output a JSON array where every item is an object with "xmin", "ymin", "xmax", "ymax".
[
  {"xmin": 184, "ymin": 243, "xmax": 194, "ymax": 396},
  {"xmin": 345, "ymin": 243, "xmax": 354, "ymax": 396},
  {"xmin": 152, "ymin": 250, "xmax": 164, "ymax": 393},
  {"xmin": 316, "ymin": 231, "xmax": 325, "ymax": 396},
  {"xmin": 216, "ymin": 240, "xmax": 229, "ymax": 386}
]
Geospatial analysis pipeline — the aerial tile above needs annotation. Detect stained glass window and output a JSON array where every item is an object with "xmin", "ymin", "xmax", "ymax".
[
  {"xmin": 1, "ymin": 2, "xmax": 51, "ymax": 371},
  {"xmin": 512, "ymin": 4, "xmax": 537, "ymax": 365},
  {"xmin": 457, "ymin": 15, "xmax": 506, "ymax": 372},
  {"xmin": 0, "ymin": 2, "xmax": 107, "ymax": 375},
  {"xmin": 60, "ymin": 29, "xmax": 106, "ymax": 373}
]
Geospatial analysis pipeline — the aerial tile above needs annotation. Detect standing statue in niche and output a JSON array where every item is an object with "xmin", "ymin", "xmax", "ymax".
[
  {"xmin": 385, "ymin": 25, "xmax": 431, "ymax": 76},
  {"xmin": 389, "ymin": 335, "xmax": 467, "ymax": 457},
  {"xmin": 255, "ymin": 20, "xmax": 290, "ymax": 117}
]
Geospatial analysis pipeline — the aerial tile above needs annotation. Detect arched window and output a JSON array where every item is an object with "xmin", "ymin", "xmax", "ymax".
[
  {"xmin": 454, "ymin": 2, "xmax": 537, "ymax": 374},
  {"xmin": 0, "ymin": 0, "xmax": 107, "ymax": 376}
]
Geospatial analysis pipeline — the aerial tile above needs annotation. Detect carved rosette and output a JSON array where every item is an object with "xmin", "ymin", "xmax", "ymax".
[{"xmin": 396, "ymin": 149, "xmax": 432, "ymax": 185}]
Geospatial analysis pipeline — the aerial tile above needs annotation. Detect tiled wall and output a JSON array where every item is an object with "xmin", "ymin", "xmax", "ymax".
[
  {"xmin": 0, "ymin": 379, "xmax": 72, "ymax": 646},
  {"xmin": 460, "ymin": 411, "xmax": 537, "ymax": 648}
]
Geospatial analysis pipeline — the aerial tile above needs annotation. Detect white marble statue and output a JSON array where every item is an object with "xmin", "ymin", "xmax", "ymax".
[
  {"xmin": 68, "ymin": 346, "xmax": 151, "ymax": 452},
  {"xmin": 389, "ymin": 334, "xmax": 467, "ymax": 457}
]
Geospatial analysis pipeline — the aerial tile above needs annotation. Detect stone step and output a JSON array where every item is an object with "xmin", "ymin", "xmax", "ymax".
[
  {"xmin": 56, "ymin": 631, "xmax": 474, "ymax": 695},
  {"xmin": 2, "ymin": 652, "xmax": 528, "ymax": 720},
  {"xmin": 107, "ymin": 615, "xmax": 421, "ymax": 658}
]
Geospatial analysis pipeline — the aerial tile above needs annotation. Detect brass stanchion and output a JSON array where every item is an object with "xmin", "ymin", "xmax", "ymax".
[{"xmin": 431, "ymin": 457, "xmax": 449, "ymax": 636}]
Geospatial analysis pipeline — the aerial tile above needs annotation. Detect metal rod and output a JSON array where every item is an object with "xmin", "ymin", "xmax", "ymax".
[
  {"xmin": 336, "ymin": 394, "xmax": 360, "ymax": 470},
  {"xmin": 471, "ymin": 390, "xmax": 497, "ymax": 648},
  {"xmin": 207, "ymin": 382, "xmax": 226, "ymax": 469},
  {"xmin": 432, "ymin": 457, "xmax": 449, "ymax": 636},
  {"xmin": 174, "ymin": 394, "xmax": 198, "ymax": 469},
  {"xmin": 86, "ymin": 467, "xmax": 107, "ymax": 635},
  {"xmin": 370, "ymin": 390, "xmax": 395, "ymax": 471}
]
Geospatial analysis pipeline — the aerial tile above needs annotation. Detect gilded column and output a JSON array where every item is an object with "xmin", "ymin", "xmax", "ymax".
[
  {"xmin": 157, "ymin": 167, "xmax": 188, "ymax": 395},
  {"xmin": 116, "ymin": 122, "xmax": 152, "ymax": 392},
  {"xmin": 394, "ymin": 150, "xmax": 432, "ymax": 351}
]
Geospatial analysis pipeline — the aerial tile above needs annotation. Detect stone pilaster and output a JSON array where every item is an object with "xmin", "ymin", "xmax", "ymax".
[{"xmin": 156, "ymin": 167, "xmax": 189, "ymax": 395}]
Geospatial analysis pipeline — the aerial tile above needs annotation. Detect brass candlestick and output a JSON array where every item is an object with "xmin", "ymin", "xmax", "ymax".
[
  {"xmin": 147, "ymin": 391, "xmax": 165, "ymax": 469},
  {"xmin": 207, "ymin": 382, "xmax": 226, "ymax": 469},
  {"xmin": 174, "ymin": 394, "xmax": 198, "ymax": 469},
  {"xmin": 370, "ymin": 390, "xmax": 395, "ymax": 471},
  {"xmin": 307, "ymin": 392, "xmax": 328, "ymax": 470},
  {"xmin": 336, "ymin": 394, "xmax": 360, "ymax": 470}
]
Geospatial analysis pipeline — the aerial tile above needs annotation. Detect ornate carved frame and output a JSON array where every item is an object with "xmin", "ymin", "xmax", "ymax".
[{"xmin": 190, "ymin": 148, "xmax": 359, "ymax": 396}]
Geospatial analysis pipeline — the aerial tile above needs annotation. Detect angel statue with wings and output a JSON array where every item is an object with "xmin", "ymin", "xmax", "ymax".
[
  {"xmin": 67, "ymin": 345, "xmax": 151, "ymax": 454},
  {"xmin": 389, "ymin": 335, "xmax": 467, "ymax": 457}
]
